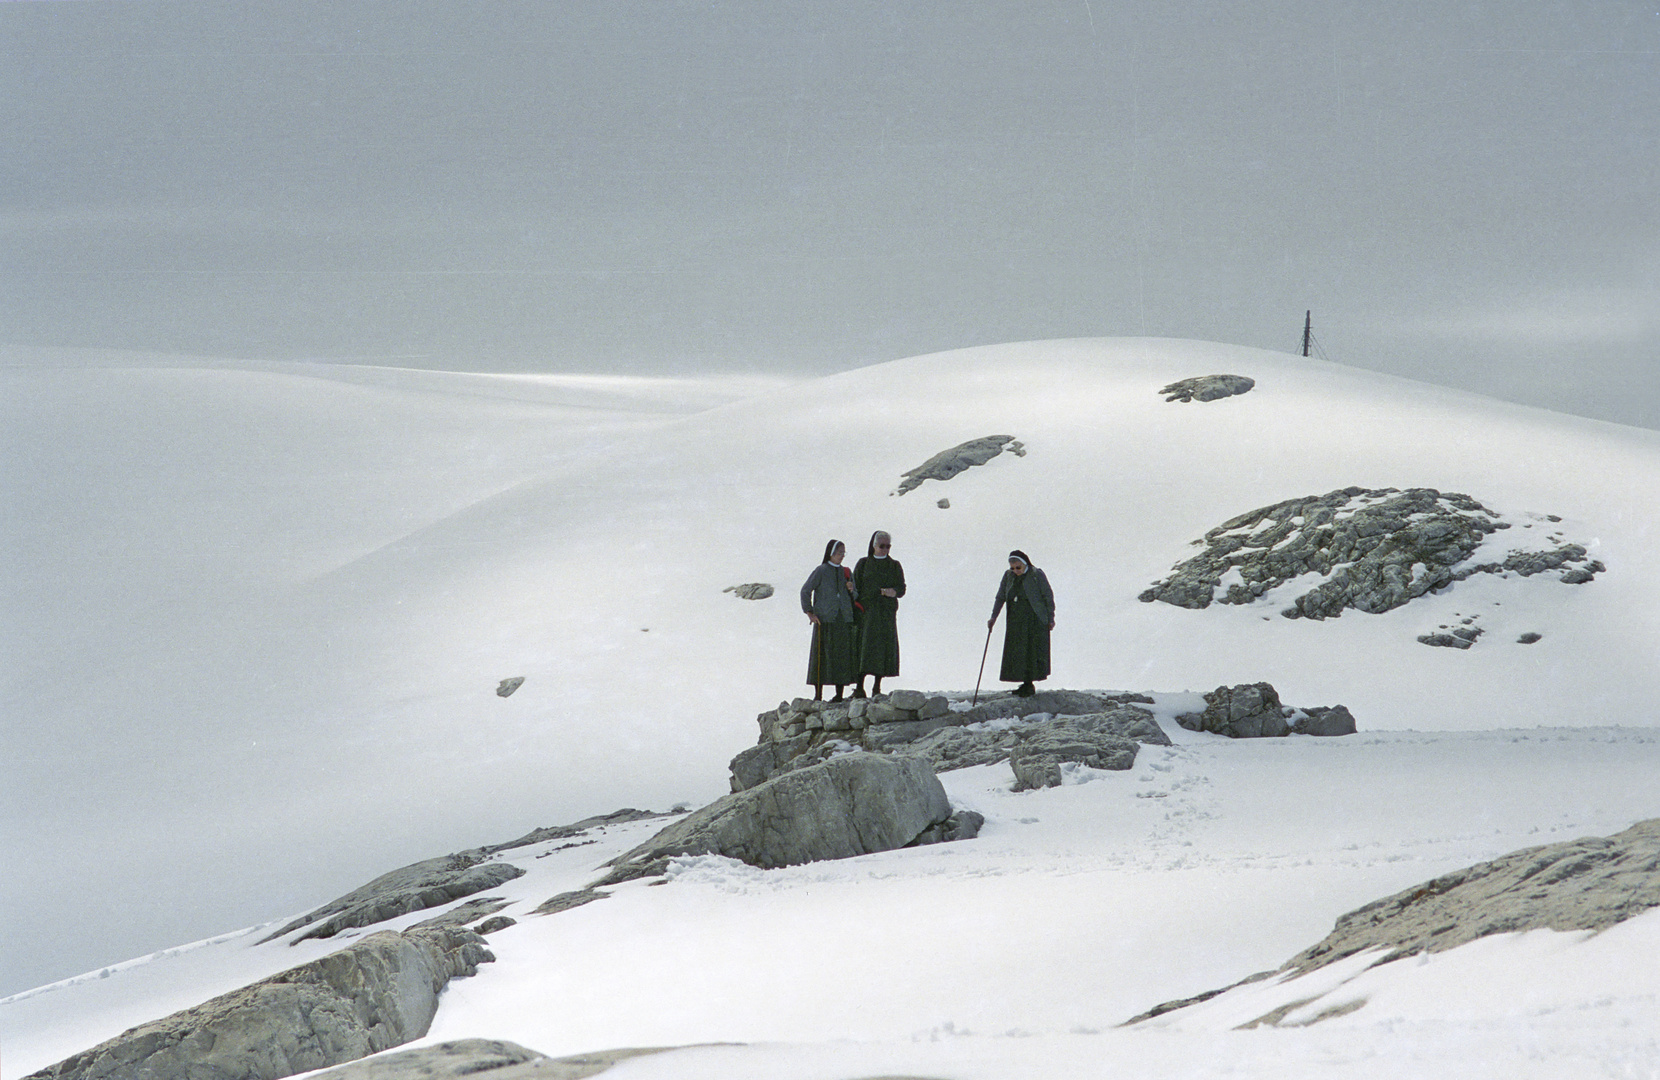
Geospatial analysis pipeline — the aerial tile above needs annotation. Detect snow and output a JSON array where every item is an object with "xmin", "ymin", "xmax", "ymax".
[{"xmin": 5, "ymin": 337, "xmax": 1660, "ymax": 1076}]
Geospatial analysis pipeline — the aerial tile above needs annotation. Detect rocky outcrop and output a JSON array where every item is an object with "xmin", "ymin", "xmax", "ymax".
[
  {"xmin": 495, "ymin": 677, "xmax": 524, "ymax": 697},
  {"xmin": 310, "ymin": 1040, "xmax": 681, "ymax": 1080},
  {"xmin": 260, "ymin": 858, "xmax": 526, "ymax": 946},
  {"xmin": 1140, "ymin": 487, "xmax": 1604, "ymax": 622},
  {"xmin": 1175, "ymin": 683, "xmax": 1355, "ymax": 739},
  {"xmin": 310, "ymin": 1040, "xmax": 545, "ymax": 1079},
  {"xmin": 722, "ymin": 583, "xmax": 774, "ymax": 600},
  {"xmin": 259, "ymin": 810, "xmax": 666, "ymax": 946},
  {"xmin": 735, "ymin": 690, "xmax": 1170, "ymax": 793},
  {"xmin": 596, "ymin": 753, "xmax": 953, "ymax": 885},
  {"xmin": 25, "ymin": 927, "xmax": 493, "ymax": 1080},
  {"xmin": 1285, "ymin": 818, "xmax": 1660, "ymax": 976},
  {"xmin": 1129, "ymin": 818, "xmax": 1660, "ymax": 1026},
  {"xmin": 1159, "ymin": 374, "xmax": 1254, "ymax": 403},
  {"xmin": 895, "ymin": 435, "xmax": 1025, "ymax": 495}
]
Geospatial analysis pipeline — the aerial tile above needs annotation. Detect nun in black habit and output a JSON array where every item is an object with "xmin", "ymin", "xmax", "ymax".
[
  {"xmin": 800, "ymin": 538, "xmax": 860, "ymax": 700},
  {"xmin": 988, "ymin": 549, "xmax": 1054, "ymax": 697}
]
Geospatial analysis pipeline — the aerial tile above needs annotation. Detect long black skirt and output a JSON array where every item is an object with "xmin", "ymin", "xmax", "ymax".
[
  {"xmin": 999, "ymin": 606, "xmax": 1051, "ymax": 683},
  {"xmin": 858, "ymin": 606, "xmax": 901, "ymax": 677},
  {"xmin": 807, "ymin": 621, "xmax": 860, "ymax": 685}
]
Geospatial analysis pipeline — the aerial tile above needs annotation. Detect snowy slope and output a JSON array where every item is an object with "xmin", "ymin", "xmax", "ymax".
[
  {"xmin": 8, "ymin": 718, "xmax": 1659, "ymax": 1077},
  {"xmin": 5, "ymin": 337, "xmax": 1660, "ymax": 1071}
]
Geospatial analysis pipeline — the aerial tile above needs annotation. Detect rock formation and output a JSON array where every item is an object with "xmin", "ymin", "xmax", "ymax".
[
  {"xmin": 1174, "ymin": 683, "xmax": 1356, "ymax": 739},
  {"xmin": 310, "ymin": 1040, "xmax": 681, "ymax": 1080},
  {"xmin": 1140, "ymin": 487, "xmax": 1604, "ymax": 624},
  {"xmin": 594, "ymin": 753, "xmax": 957, "ymax": 885},
  {"xmin": 894, "ymin": 435, "xmax": 1025, "ymax": 495},
  {"xmin": 25, "ymin": 927, "xmax": 492, "ymax": 1080},
  {"xmin": 722, "ymin": 583, "xmax": 774, "ymax": 600},
  {"xmin": 259, "ymin": 857, "xmax": 526, "ymax": 946},
  {"xmin": 495, "ymin": 677, "xmax": 524, "ymax": 698},
  {"xmin": 733, "ymin": 690, "xmax": 1171, "ymax": 793},
  {"xmin": 1128, "ymin": 817, "xmax": 1660, "ymax": 1025},
  {"xmin": 258, "ymin": 810, "xmax": 667, "ymax": 945},
  {"xmin": 1159, "ymin": 374, "xmax": 1255, "ymax": 403}
]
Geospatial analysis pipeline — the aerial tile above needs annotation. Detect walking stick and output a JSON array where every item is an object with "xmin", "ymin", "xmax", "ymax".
[{"xmin": 972, "ymin": 615, "xmax": 997, "ymax": 706}]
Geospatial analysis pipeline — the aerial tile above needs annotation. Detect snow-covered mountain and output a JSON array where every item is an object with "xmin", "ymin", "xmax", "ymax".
[{"xmin": 4, "ymin": 338, "xmax": 1659, "ymax": 1077}]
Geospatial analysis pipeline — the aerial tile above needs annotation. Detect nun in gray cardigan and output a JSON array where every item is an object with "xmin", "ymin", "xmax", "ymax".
[
  {"xmin": 988, "ymin": 548, "xmax": 1054, "ymax": 697},
  {"xmin": 801, "ymin": 538, "xmax": 860, "ymax": 700}
]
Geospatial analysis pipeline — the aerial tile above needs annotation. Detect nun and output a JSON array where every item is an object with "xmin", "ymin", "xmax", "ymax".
[
  {"xmin": 801, "ymin": 539, "xmax": 860, "ymax": 701},
  {"xmin": 987, "ymin": 549, "xmax": 1054, "ymax": 697},
  {"xmin": 852, "ymin": 530, "xmax": 905, "ymax": 698}
]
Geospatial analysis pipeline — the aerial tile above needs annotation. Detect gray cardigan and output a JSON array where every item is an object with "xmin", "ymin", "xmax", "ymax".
[
  {"xmin": 801, "ymin": 562, "xmax": 858, "ymax": 623},
  {"xmin": 992, "ymin": 567, "xmax": 1054, "ymax": 626}
]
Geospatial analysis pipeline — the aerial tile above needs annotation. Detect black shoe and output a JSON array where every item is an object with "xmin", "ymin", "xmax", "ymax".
[{"xmin": 1016, "ymin": 681, "xmax": 1036, "ymax": 697}]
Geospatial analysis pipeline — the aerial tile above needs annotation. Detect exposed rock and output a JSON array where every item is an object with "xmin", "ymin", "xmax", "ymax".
[
  {"xmin": 483, "ymin": 808, "xmax": 675, "ymax": 854},
  {"xmin": 473, "ymin": 916, "xmax": 516, "ymax": 935},
  {"xmin": 1517, "ymin": 632, "xmax": 1543, "ymax": 644},
  {"xmin": 262, "ymin": 859, "xmax": 526, "ymax": 946},
  {"xmin": 908, "ymin": 810, "xmax": 986, "ymax": 846},
  {"xmin": 310, "ymin": 1040, "xmax": 684, "ymax": 1080},
  {"xmin": 409, "ymin": 897, "xmax": 510, "ymax": 931},
  {"xmin": 261, "ymin": 810, "xmax": 667, "ymax": 945},
  {"xmin": 1130, "ymin": 819, "xmax": 1660, "ymax": 1026},
  {"xmin": 26, "ymin": 927, "xmax": 492, "ymax": 1080},
  {"xmin": 531, "ymin": 888, "xmax": 610, "ymax": 917},
  {"xmin": 1009, "ymin": 724, "xmax": 1141, "ymax": 791},
  {"xmin": 1285, "ymin": 818, "xmax": 1660, "ymax": 976},
  {"xmin": 937, "ymin": 498, "xmax": 951, "ymax": 509},
  {"xmin": 1417, "ymin": 632, "xmax": 1473, "ymax": 650},
  {"xmin": 722, "ymin": 583, "xmax": 774, "ymax": 600},
  {"xmin": 737, "ymin": 688, "xmax": 1170, "ymax": 792},
  {"xmin": 1140, "ymin": 488, "xmax": 1604, "ymax": 621},
  {"xmin": 910, "ymin": 706, "xmax": 1167, "ymax": 777},
  {"xmin": 895, "ymin": 435, "xmax": 1023, "ymax": 495},
  {"xmin": 1291, "ymin": 705, "xmax": 1356, "ymax": 737},
  {"xmin": 309, "ymin": 1039, "xmax": 545, "ymax": 1079},
  {"xmin": 1159, "ymin": 374, "xmax": 1255, "ymax": 403},
  {"xmin": 496, "ymin": 677, "xmax": 524, "ymax": 698},
  {"xmin": 1177, "ymin": 683, "xmax": 1355, "ymax": 738},
  {"xmin": 888, "ymin": 689, "xmax": 928, "ymax": 711},
  {"xmin": 597, "ymin": 753, "xmax": 952, "ymax": 885}
]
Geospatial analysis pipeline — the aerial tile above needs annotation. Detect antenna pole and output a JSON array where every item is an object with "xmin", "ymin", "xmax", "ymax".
[{"xmin": 1303, "ymin": 310, "xmax": 1312, "ymax": 358}]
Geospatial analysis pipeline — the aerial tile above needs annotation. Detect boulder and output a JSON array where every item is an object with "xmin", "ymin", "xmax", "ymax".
[
  {"xmin": 25, "ymin": 928, "xmax": 492, "ymax": 1080},
  {"xmin": 895, "ymin": 435, "xmax": 1023, "ymax": 495},
  {"xmin": 1009, "ymin": 724, "xmax": 1141, "ymax": 791},
  {"xmin": 1176, "ymin": 683, "xmax": 1289, "ymax": 738},
  {"xmin": 917, "ymin": 695, "xmax": 951, "ymax": 719},
  {"xmin": 729, "ymin": 734, "xmax": 814, "ymax": 792},
  {"xmin": 888, "ymin": 689, "xmax": 928, "ymax": 711},
  {"xmin": 722, "ymin": 583, "xmax": 774, "ymax": 600},
  {"xmin": 1159, "ymin": 374, "xmax": 1255, "ymax": 403},
  {"xmin": 495, "ymin": 677, "xmax": 524, "ymax": 698},
  {"xmin": 1292, "ymin": 705, "xmax": 1356, "ymax": 737},
  {"xmin": 597, "ymin": 753, "xmax": 952, "ymax": 884}
]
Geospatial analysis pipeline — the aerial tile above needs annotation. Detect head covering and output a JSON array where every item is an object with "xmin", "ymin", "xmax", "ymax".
[
  {"xmin": 868, "ymin": 531, "xmax": 891, "ymax": 558},
  {"xmin": 823, "ymin": 539, "xmax": 844, "ymax": 564},
  {"xmin": 1008, "ymin": 549, "xmax": 1031, "ymax": 570}
]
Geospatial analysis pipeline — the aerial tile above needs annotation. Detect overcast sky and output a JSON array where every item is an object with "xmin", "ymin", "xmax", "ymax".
[{"xmin": 2, "ymin": 1, "xmax": 1657, "ymax": 424}]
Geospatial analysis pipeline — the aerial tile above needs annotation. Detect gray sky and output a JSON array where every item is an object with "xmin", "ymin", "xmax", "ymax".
[{"xmin": 3, "ymin": 1, "xmax": 1657, "ymax": 424}]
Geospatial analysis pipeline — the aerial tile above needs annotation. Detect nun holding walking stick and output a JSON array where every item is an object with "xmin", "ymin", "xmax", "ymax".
[
  {"xmin": 801, "ymin": 539, "xmax": 860, "ymax": 702},
  {"xmin": 987, "ymin": 549, "xmax": 1055, "ymax": 698}
]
